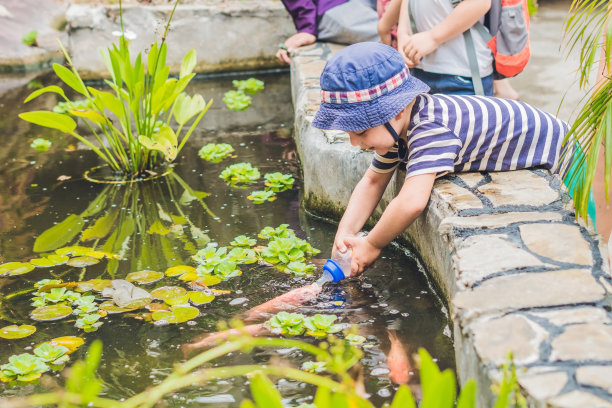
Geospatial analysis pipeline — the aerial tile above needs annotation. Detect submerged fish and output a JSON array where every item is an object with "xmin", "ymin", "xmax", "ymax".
[
  {"xmin": 182, "ymin": 323, "xmax": 267, "ymax": 356},
  {"xmin": 386, "ymin": 329, "xmax": 413, "ymax": 385},
  {"xmin": 242, "ymin": 283, "xmax": 322, "ymax": 323}
]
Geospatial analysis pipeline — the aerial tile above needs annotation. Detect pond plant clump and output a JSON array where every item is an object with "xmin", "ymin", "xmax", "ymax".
[
  {"xmin": 18, "ymin": 0, "xmax": 211, "ymax": 180},
  {"xmin": 223, "ymin": 78, "xmax": 265, "ymax": 111}
]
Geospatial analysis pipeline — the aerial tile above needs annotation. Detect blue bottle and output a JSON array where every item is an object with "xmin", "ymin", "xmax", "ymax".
[{"xmin": 316, "ymin": 250, "xmax": 352, "ymax": 286}]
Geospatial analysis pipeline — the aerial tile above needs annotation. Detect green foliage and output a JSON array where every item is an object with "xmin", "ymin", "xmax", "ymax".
[
  {"xmin": 230, "ymin": 235, "xmax": 256, "ymax": 247},
  {"xmin": 30, "ymin": 138, "xmax": 52, "ymax": 151},
  {"xmin": 220, "ymin": 162, "xmax": 261, "ymax": 185},
  {"xmin": 64, "ymin": 340, "xmax": 104, "ymax": 406},
  {"xmin": 0, "ymin": 353, "xmax": 48, "ymax": 383},
  {"xmin": 247, "ymin": 190, "xmax": 276, "ymax": 204},
  {"xmin": 285, "ymin": 261, "xmax": 315, "ymax": 276},
  {"xmin": 198, "ymin": 142, "xmax": 235, "ymax": 163},
  {"xmin": 193, "ymin": 244, "xmax": 241, "ymax": 280},
  {"xmin": 223, "ymin": 90, "xmax": 252, "ymax": 111},
  {"xmin": 33, "ymin": 343, "xmax": 70, "ymax": 365},
  {"xmin": 52, "ymin": 98, "xmax": 92, "ymax": 114},
  {"xmin": 264, "ymin": 172, "xmax": 295, "ymax": 192},
  {"xmin": 0, "ymin": 325, "xmax": 37, "ymax": 340},
  {"xmin": 19, "ymin": 4, "xmax": 211, "ymax": 178},
  {"xmin": 258, "ymin": 224, "xmax": 294, "ymax": 240},
  {"xmin": 302, "ymin": 361, "xmax": 328, "ymax": 373},
  {"xmin": 303, "ymin": 314, "xmax": 343, "ymax": 338},
  {"xmin": 261, "ymin": 235, "xmax": 320, "ymax": 265},
  {"xmin": 233, "ymin": 78, "xmax": 265, "ymax": 94},
  {"xmin": 492, "ymin": 352, "xmax": 527, "ymax": 408},
  {"xmin": 223, "ymin": 78, "xmax": 264, "ymax": 111},
  {"xmin": 562, "ymin": 0, "xmax": 612, "ymax": 222},
  {"xmin": 22, "ymin": 30, "xmax": 38, "ymax": 47},
  {"xmin": 266, "ymin": 312, "xmax": 306, "ymax": 336}
]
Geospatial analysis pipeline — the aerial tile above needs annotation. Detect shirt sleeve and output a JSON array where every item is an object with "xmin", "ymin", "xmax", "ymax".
[
  {"xmin": 405, "ymin": 121, "xmax": 461, "ymax": 178},
  {"xmin": 280, "ymin": 0, "xmax": 318, "ymax": 36},
  {"xmin": 369, "ymin": 143, "xmax": 401, "ymax": 174}
]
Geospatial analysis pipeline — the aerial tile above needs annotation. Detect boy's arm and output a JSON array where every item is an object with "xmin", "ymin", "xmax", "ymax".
[
  {"xmin": 402, "ymin": 0, "xmax": 491, "ymax": 67},
  {"xmin": 378, "ymin": 0, "xmax": 402, "ymax": 45},
  {"xmin": 343, "ymin": 173, "xmax": 436, "ymax": 276},
  {"xmin": 397, "ymin": 0, "xmax": 412, "ymax": 62},
  {"xmin": 334, "ymin": 168, "xmax": 395, "ymax": 253}
]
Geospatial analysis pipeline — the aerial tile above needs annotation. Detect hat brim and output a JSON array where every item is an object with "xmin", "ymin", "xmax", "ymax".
[{"xmin": 312, "ymin": 76, "xmax": 430, "ymax": 132}]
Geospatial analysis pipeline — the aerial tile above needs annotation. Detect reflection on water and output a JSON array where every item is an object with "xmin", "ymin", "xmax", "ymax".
[{"xmin": 0, "ymin": 74, "xmax": 454, "ymax": 407}]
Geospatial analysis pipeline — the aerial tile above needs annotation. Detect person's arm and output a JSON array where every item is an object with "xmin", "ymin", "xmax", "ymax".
[
  {"xmin": 401, "ymin": 0, "xmax": 491, "ymax": 67},
  {"xmin": 378, "ymin": 0, "xmax": 402, "ymax": 45},
  {"xmin": 397, "ymin": 0, "xmax": 413, "ymax": 63},
  {"xmin": 333, "ymin": 168, "xmax": 395, "ymax": 253},
  {"xmin": 277, "ymin": 0, "xmax": 318, "ymax": 64},
  {"xmin": 343, "ymin": 173, "xmax": 436, "ymax": 275}
]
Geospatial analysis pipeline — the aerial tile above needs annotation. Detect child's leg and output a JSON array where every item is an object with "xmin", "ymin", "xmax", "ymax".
[
  {"xmin": 493, "ymin": 78, "xmax": 520, "ymax": 100},
  {"xmin": 594, "ymin": 143, "xmax": 612, "ymax": 244}
]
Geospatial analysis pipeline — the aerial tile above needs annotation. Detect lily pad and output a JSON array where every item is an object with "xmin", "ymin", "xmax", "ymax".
[
  {"xmin": 164, "ymin": 294, "xmax": 190, "ymax": 306},
  {"xmin": 178, "ymin": 271, "xmax": 198, "ymax": 282},
  {"xmin": 55, "ymin": 246, "xmax": 92, "ymax": 257},
  {"xmin": 66, "ymin": 256, "xmax": 100, "ymax": 268},
  {"xmin": 40, "ymin": 336, "xmax": 84, "ymax": 354},
  {"xmin": 165, "ymin": 265, "xmax": 195, "ymax": 277},
  {"xmin": 0, "ymin": 325, "xmax": 36, "ymax": 339},
  {"xmin": 150, "ymin": 286, "xmax": 187, "ymax": 301},
  {"xmin": 125, "ymin": 270, "xmax": 164, "ymax": 285},
  {"xmin": 76, "ymin": 279, "xmax": 112, "ymax": 292},
  {"xmin": 99, "ymin": 301, "xmax": 137, "ymax": 314},
  {"xmin": 193, "ymin": 275, "xmax": 222, "ymax": 286},
  {"xmin": 146, "ymin": 303, "xmax": 170, "ymax": 312},
  {"xmin": 189, "ymin": 291, "xmax": 215, "ymax": 305},
  {"xmin": 105, "ymin": 280, "xmax": 153, "ymax": 309},
  {"xmin": 0, "ymin": 262, "xmax": 35, "ymax": 276},
  {"xmin": 151, "ymin": 305, "xmax": 199, "ymax": 324},
  {"xmin": 30, "ymin": 304, "xmax": 73, "ymax": 321},
  {"xmin": 30, "ymin": 254, "xmax": 69, "ymax": 268}
]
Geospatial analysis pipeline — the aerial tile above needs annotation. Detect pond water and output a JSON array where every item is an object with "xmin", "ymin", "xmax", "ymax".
[{"xmin": 0, "ymin": 72, "xmax": 454, "ymax": 407}]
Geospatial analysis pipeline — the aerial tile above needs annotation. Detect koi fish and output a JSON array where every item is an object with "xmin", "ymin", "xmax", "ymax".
[
  {"xmin": 242, "ymin": 283, "xmax": 322, "ymax": 323},
  {"xmin": 182, "ymin": 323, "xmax": 267, "ymax": 356},
  {"xmin": 386, "ymin": 329, "xmax": 413, "ymax": 384}
]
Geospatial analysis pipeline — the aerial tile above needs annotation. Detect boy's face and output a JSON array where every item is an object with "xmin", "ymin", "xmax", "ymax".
[{"xmin": 347, "ymin": 125, "xmax": 396, "ymax": 155}]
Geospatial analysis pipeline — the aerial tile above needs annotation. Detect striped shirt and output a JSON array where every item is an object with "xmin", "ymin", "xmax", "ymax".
[{"xmin": 370, "ymin": 94, "xmax": 571, "ymax": 179}]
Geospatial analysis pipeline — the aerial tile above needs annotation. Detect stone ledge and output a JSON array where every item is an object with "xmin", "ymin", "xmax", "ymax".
[{"xmin": 290, "ymin": 42, "xmax": 612, "ymax": 407}]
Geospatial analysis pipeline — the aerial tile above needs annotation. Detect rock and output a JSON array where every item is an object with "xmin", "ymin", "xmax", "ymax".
[
  {"xmin": 576, "ymin": 366, "xmax": 612, "ymax": 393},
  {"xmin": 454, "ymin": 234, "xmax": 546, "ymax": 286},
  {"xmin": 520, "ymin": 223, "xmax": 593, "ymax": 265},
  {"xmin": 518, "ymin": 370, "xmax": 567, "ymax": 400},
  {"xmin": 453, "ymin": 269, "xmax": 605, "ymax": 322},
  {"xmin": 551, "ymin": 324, "xmax": 612, "ymax": 362},
  {"xmin": 439, "ymin": 212, "xmax": 563, "ymax": 233},
  {"xmin": 477, "ymin": 171, "xmax": 559, "ymax": 207},
  {"xmin": 470, "ymin": 314, "xmax": 548, "ymax": 365},
  {"xmin": 434, "ymin": 179, "xmax": 483, "ymax": 210},
  {"xmin": 455, "ymin": 172, "xmax": 485, "ymax": 188},
  {"xmin": 547, "ymin": 390, "xmax": 612, "ymax": 408},
  {"xmin": 530, "ymin": 307, "xmax": 610, "ymax": 327}
]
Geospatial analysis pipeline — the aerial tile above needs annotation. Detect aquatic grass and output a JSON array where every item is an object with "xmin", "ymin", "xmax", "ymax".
[{"xmin": 19, "ymin": 0, "xmax": 212, "ymax": 179}]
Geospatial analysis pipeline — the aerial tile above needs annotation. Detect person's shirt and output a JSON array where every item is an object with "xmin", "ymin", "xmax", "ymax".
[
  {"xmin": 370, "ymin": 93, "xmax": 571, "ymax": 179},
  {"xmin": 281, "ymin": 0, "xmax": 348, "ymax": 36},
  {"xmin": 409, "ymin": 0, "xmax": 493, "ymax": 77}
]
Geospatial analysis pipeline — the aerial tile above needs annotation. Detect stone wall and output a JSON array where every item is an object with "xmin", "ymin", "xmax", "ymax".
[{"xmin": 291, "ymin": 42, "xmax": 612, "ymax": 407}]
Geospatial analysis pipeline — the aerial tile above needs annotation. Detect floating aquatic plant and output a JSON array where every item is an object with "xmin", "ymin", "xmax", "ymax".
[
  {"xmin": 230, "ymin": 235, "xmax": 256, "ymax": 248},
  {"xmin": 223, "ymin": 90, "xmax": 251, "ymax": 111},
  {"xmin": 219, "ymin": 162, "xmax": 260, "ymax": 185},
  {"xmin": 192, "ymin": 244, "xmax": 242, "ymax": 280},
  {"xmin": 198, "ymin": 143, "xmax": 235, "ymax": 163},
  {"xmin": 264, "ymin": 172, "xmax": 295, "ymax": 192},
  {"xmin": 126, "ymin": 270, "xmax": 164, "ymax": 285},
  {"xmin": 75, "ymin": 313, "xmax": 103, "ymax": 332},
  {"xmin": 301, "ymin": 361, "xmax": 327, "ymax": 373},
  {"xmin": 151, "ymin": 305, "xmax": 199, "ymax": 324},
  {"xmin": 284, "ymin": 261, "xmax": 315, "ymax": 276},
  {"xmin": 232, "ymin": 78, "xmax": 264, "ymax": 95},
  {"xmin": 344, "ymin": 333, "xmax": 366, "ymax": 346},
  {"xmin": 30, "ymin": 304, "xmax": 73, "ymax": 322},
  {"xmin": 30, "ymin": 138, "xmax": 52, "ymax": 152},
  {"xmin": 21, "ymin": 30, "xmax": 38, "ymax": 47},
  {"xmin": 247, "ymin": 190, "xmax": 276, "ymax": 204},
  {"xmin": 257, "ymin": 224, "xmax": 295, "ymax": 240},
  {"xmin": 33, "ymin": 343, "xmax": 70, "ymax": 365},
  {"xmin": 52, "ymin": 99, "xmax": 92, "ymax": 114},
  {"xmin": 0, "ymin": 325, "xmax": 36, "ymax": 340},
  {"xmin": 0, "ymin": 262, "xmax": 35, "ymax": 276},
  {"xmin": 265, "ymin": 312, "xmax": 306, "ymax": 337},
  {"xmin": 303, "ymin": 314, "xmax": 343, "ymax": 338},
  {"xmin": 0, "ymin": 353, "xmax": 48, "ymax": 383}
]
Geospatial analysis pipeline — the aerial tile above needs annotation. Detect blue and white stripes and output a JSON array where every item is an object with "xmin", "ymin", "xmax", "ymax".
[{"xmin": 370, "ymin": 94, "xmax": 569, "ymax": 179}]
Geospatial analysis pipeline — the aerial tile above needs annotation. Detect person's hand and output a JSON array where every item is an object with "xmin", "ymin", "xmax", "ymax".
[
  {"xmin": 342, "ymin": 235, "xmax": 382, "ymax": 277},
  {"xmin": 401, "ymin": 31, "xmax": 439, "ymax": 68},
  {"xmin": 378, "ymin": 22, "xmax": 393, "ymax": 46},
  {"xmin": 276, "ymin": 32, "xmax": 316, "ymax": 64},
  {"xmin": 332, "ymin": 232, "xmax": 352, "ymax": 256}
]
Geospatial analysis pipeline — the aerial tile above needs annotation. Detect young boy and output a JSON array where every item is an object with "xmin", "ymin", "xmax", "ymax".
[{"xmin": 312, "ymin": 42, "xmax": 574, "ymax": 276}]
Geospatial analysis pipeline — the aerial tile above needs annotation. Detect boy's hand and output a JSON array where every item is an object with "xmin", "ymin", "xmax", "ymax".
[
  {"xmin": 401, "ymin": 31, "xmax": 439, "ymax": 67},
  {"xmin": 343, "ymin": 235, "xmax": 382, "ymax": 277},
  {"xmin": 276, "ymin": 32, "xmax": 316, "ymax": 64}
]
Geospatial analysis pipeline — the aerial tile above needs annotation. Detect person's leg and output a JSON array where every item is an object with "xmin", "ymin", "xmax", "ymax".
[
  {"xmin": 318, "ymin": 0, "xmax": 379, "ymax": 44},
  {"xmin": 493, "ymin": 78, "xmax": 520, "ymax": 100},
  {"xmin": 594, "ymin": 143, "xmax": 612, "ymax": 244}
]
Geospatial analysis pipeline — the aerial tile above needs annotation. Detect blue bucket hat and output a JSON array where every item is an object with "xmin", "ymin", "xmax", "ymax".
[{"xmin": 312, "ymin": 42, "xmax": 429, "ymax": 132}]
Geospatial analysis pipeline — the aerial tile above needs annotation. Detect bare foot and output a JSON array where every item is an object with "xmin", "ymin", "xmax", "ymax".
[{"xmin": 493, "ymin": 78, "xmax": 519, "ymax": 100}]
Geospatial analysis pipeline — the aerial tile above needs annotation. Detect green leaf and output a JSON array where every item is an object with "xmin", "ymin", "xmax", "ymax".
[
  {"xmin": 53, "ymin": 63, "xmax": 87, "ymax": 96},
  {"xmin": 456, "ymin": 379, "xmax": 477, "ymax": 408},
  {"xmin": 33, "ymin": 214, "xmax": 84, "ymax": 252},
  {"xmin": 391, "ymin": 384, "xmax": 417, "ymax": 408},
  {"xmin": 30, "ymin": 304, "xmax": 73, "ymax": 321},
  {"xmin": 19, "ymin": 111, "xmax": 77, "ymax": 133},
  {"xmin": 24, "ymin": 85, "xmax": 66, "ymax": 103},
  {"xmin": 0, "ymin": 325, "xmax": 37, "ymax": 340},
  {"xmin": 0, "ymin": 262, "xmax": 35, "ymax": 276},
  {"xmin": 313, "ymin": 386, "xmax": 332, "ymax": 408},
  {"xmin": 69, "ymin": 109, "xmax": 106, "ymax": 125},
  {"xmin": 240, "ymin": 400, "xmax": 256, "ymax": 408},
  {"xmin": 180, "ymin": 49, "xmax": 197, "ymax": 78},
  {"xmin": 66, "ymin": 340, "xmax": 103, "ymax": 403},
  {"xmin": 138, "ymin": 125, "xmax": 178, "ymax": 161},
  {"xmin": 249, "ymin": 372, "xmax": 284, "ymax": 408},
  {"xmin": 174, "ymin": 93, "xmax": 206, "ymax": 125},
  {"xmin": 81, "ymin": 209, "xmax": 118, "ymax": 241}
]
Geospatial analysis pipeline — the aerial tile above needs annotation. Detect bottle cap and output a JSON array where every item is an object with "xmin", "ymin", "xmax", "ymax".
[{"xmin": 322, "ymin": 259, "xmax": 346, "ymax": 282}]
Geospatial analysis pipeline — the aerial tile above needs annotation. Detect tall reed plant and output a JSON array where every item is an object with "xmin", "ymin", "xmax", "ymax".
[{"xmin": 19, "ymin": 0, "xmax": 211, "ymax": 179}]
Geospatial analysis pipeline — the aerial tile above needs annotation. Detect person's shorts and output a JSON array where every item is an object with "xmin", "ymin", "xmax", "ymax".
[
  {"xmin": 410, "ymin": 68, "xmax": 494, "ymax": 96},
  {"xmin": 318, "ymin": 0, "xmax": 379, "ymax": 44}
]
